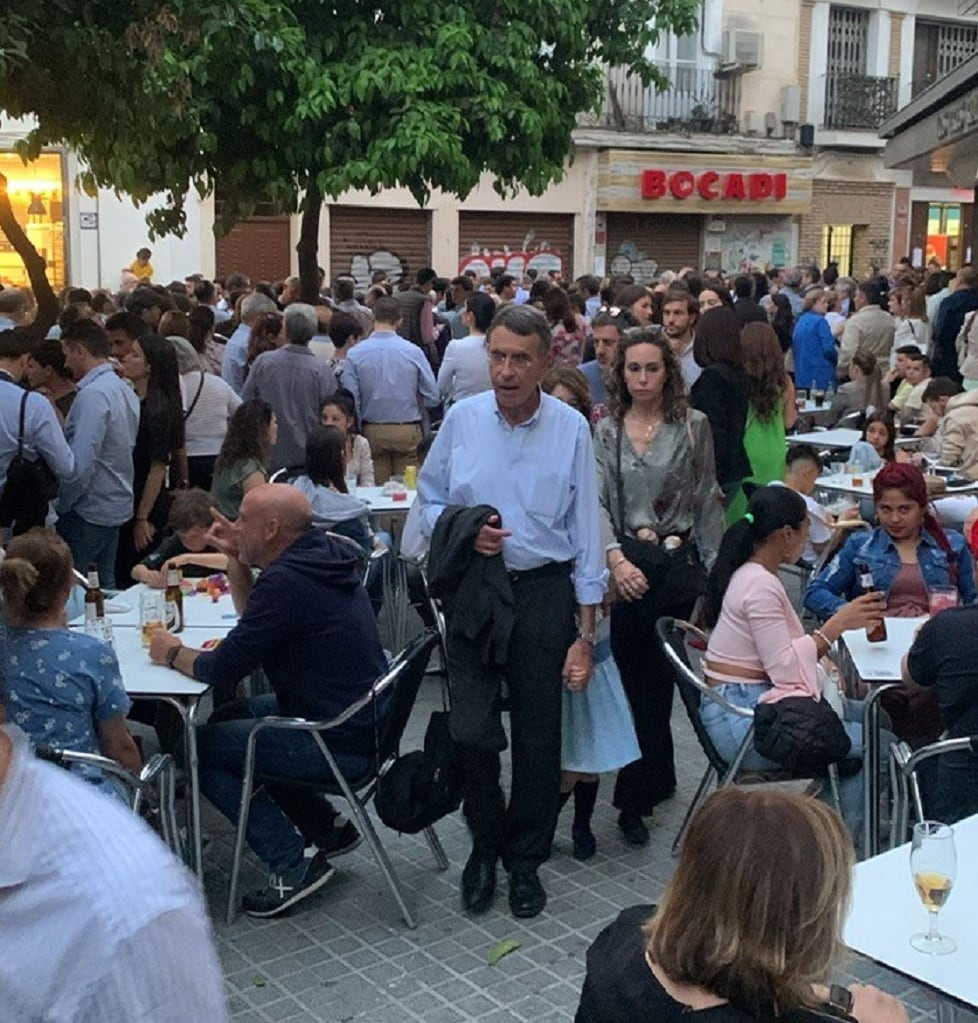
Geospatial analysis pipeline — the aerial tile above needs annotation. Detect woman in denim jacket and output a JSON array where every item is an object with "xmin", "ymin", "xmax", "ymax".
[{"xmin": 805, "ymin": 462, "xmax": 976, "ymax": 620}]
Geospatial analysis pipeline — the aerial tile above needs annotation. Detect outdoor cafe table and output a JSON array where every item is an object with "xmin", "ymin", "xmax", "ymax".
[
  {"xmin": 818, "ymin": 471, "xmax": 978, "ymax": 499},
  {"xmin": 844, "ymin": 813, "xmax": 978, "ymax": 1020},
  {"xmin": 787, "ymin": 428, "xmax": 862, "ymax": 449},
  {"xmin": 841, "ymin": 616, "xmax": 928, "ymax": 858}
]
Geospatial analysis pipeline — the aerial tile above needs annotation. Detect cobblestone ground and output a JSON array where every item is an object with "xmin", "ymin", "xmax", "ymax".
[{"xmin": 196, "ymin": 670, "xmax": 953, "ymax": 1023}]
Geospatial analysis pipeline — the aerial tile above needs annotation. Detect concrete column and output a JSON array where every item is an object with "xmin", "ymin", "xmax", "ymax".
[
  {"xmin": 867, "ymin": 11, "xmax": 891, "ymax": 79},
  {"xmin": 808, "ymin": 2, "xmax": 831, "ymax": 128},
  {"xmin": 899, "ymin": 14, "xmax": 916, "ymax": 108}
]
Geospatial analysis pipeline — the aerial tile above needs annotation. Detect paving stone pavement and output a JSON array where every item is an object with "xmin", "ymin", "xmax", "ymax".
[{"xmin": 193, "ymin": 671, "xmax": 953, "ymax": 1023}]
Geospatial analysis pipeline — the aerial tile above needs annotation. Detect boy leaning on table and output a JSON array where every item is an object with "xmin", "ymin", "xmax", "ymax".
[{"xmin": 130, "ymin": 488, "xmax": 228, "ymax": 587}]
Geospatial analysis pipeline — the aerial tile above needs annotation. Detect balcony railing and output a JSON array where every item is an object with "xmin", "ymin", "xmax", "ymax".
[
  {"xmin": 823, "ymin": 72, "xmax": 898, "ymax": 130},
  {"xmin": 581, "ymin": 63, "xmax": 741, "ymax": 135}
]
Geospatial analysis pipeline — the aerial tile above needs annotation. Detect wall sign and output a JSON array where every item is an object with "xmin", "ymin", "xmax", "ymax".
[{"xmin": 641, "ymin": 169, "xmax": 788, "ymax": 203}]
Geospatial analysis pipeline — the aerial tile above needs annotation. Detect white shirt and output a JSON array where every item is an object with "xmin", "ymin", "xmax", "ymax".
[
  {"xmin": 436, "ymin": 333, "xmax": 492, "ymax": 403},
  {"xmin": 0, "ymin": 725, "xmax": 229, "ymax": 1023},
  {"xmin": 677, "ymin": 337, "xmax": 701, "ymax": 389},
  {"xmin": 180, "ymin": 369, "xmax": 241, "ymax": 457}
]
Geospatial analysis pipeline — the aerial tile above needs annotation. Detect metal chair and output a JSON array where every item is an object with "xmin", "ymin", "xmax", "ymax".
[
  {"xmin": 36, "ymin": 748, "xmax": 181, "ymax": 856},
  {"xmin": 225, "ymin": 628, "xmax": 447, "ymax": 927},
  {"xmin": 889, "ymin": 735, "xmax": 978, "ymax": 848},
  {"xmin": 656, "ymin": 617, "xmax": 837, "ymax": 854}
]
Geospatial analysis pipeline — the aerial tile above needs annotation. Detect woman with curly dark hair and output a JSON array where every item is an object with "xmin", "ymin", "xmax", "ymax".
[
  {"xmin": 733, "ymin": 321, "xmax": 798, "ymax": 518},
  {"xmin": 245, "ymin": 310, "xmax": 285, "ymax": 376},
  {"xmin": 209, "ymin": 399, "xmax": 277, "ymax": 519},
  {"xmin": 593, "ymin": 327, "xmax": 724, "ymax": 847},
  {"xmin": 541, "ymin": 287, "xmax": 587, "ymax": 366}
]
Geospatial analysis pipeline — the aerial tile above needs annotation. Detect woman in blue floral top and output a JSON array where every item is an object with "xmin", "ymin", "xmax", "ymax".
[{"xmin": 0, "ymin": 529, "xmax": 141, "ymax": 788}]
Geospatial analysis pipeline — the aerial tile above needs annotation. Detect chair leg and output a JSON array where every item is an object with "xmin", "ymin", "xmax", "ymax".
[
  {"xmin": 226, "ymin": 739, "xmax": 260, "ymax": 927},
  {"xmin": 671, "ymin": 766, "xmax": 715, "ymax": 856},
  {"xmin": 344, "ymin": 796, "xmax": 418, "ymax": 929},
  {"xmin": 826, "ymin": 763, "xmax": 843, "ymax": 815},
  {"xmin": 423, "ymin": 825, "xmax": 449, "ymax": 871}
]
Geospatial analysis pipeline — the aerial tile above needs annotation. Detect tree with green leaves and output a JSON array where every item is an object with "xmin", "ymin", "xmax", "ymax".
[{"xmin": 0, "ymin": 0, "xmax": 699, "ymax": 309}]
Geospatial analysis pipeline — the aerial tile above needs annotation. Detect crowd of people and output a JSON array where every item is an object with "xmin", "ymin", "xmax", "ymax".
[{"xmin": 2, "ymin": 249, "xmax": 977, "ymax": 1021}]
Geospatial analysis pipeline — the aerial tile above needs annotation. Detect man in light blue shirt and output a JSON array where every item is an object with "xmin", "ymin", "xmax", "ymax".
[
  {"xmin": 0, "ymin": 328, "xmax": 73, "ymax": 532},
  {"xmin": 417, "ymin": 304, "xmax": 605, "ymax": 920},
  {"xmin": 344, "ymin": 295, "xmax": 440, "ymax": 483},
  {"xmin": 57, "ymin": 319, "xmax": 139, "ymax": 588},
  {"xmin": 221, "ymin": 292, "xmax": 277, "ymax": 395},
  {"xmin": 579, "ymin": 311, "xmax": 623, "ymax": 420},
  {"xmin": 436, "ymin": 292, "xmax": 493, "ymax": 405}
]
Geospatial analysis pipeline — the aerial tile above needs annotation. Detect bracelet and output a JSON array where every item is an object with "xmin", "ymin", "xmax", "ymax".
[
  {"xmin": 610, "ymin": 558, "xmax": 626, "ymax": 572},
  {"xmin": 165, "ymin": 644, "xmax": 182, "ymax": 670},
  {"xmin": 813, "ymin": 628, "xmax": 833, "ymax": 650},
  {"xmin": 576, "ymin": 630, "xmax": 595, "ymax": 646}
]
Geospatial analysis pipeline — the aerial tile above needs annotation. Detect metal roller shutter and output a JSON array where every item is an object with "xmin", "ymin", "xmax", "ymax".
[
  {"xmin": 215, "ymin": 215, "xmax": 292, "ymax": 283},
  {"xmin": 330, "ymin": 207, "xmax": 431, "ymax": 292},
  {"xmin": 458, "ymin": 212, "xmax": 574, "ymax": 280},
  {"xmin": 605, "ymin": 213, "xmax": 702, "ymax": 281}
]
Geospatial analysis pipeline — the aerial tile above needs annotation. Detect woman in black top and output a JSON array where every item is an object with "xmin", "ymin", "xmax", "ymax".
[
  {"xmin": 690, "ymin": 306, "xmax": 751, "ymax": 511},
  {"xmin": 115, "ymin": 333, "xmax": 185, "ymax": 583},
  {"xmin": 576, "ymin": 788, "xmax": 909, "ymax": 1023}
]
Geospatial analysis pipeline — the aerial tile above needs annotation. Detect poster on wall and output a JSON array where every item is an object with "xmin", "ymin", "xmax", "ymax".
[{"xmin": 713, "ymin": 218, "xmax": 793, "ymax": 272}]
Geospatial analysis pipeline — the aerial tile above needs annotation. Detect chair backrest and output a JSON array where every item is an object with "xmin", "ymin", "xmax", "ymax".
[
  {"xmin": 655, "ymin": 616, "xmax": 738, "ymax": 776},
  {"xmin": 374, "ymin": 629, "xmax": 440, "ymax": 763}
]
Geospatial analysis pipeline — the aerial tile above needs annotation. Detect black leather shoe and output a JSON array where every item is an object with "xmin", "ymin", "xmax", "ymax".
[
  {"xmin": 618, "ymin": 811, "xmax": 650, "ymax": 847},
  {"xmin": 508, "ymin": 869, "xmax": 547, "ymax": 919},
  {"xmin": 572, "ymin": 822, "xmax": 597, "ymax": 861},
  {"xmin": 461, "ymin": 851, "xmax": 497, "ymax": 914}
]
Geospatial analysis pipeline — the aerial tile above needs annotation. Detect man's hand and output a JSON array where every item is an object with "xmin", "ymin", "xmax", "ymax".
[
  {"xmin": 473, "ymin": 515, "xmax": 512, "ymax": 556},
  {"xmin": 149, "ymin": 631, "xmax": 182, "ymax": 666},
  {"xmin": 133, "ymin": 519, "xmax": 156, "ymax": 552},
  {"xmin": 205, "ymin": 508, "xmax": 240, "ymax": 560},
  {"xmin": 562, "ymin": 639, "xmax": 594, "ymax": 692},
  {"xmin": 848, "ymin": 984, "xmax": 910, "ymax": 1023}
]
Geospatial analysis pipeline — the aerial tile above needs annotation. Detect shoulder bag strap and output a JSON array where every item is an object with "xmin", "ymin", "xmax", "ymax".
[
  {"xmin": 184, "ymin": 371, "xmax": 206, "ymax": 421},
  {"xmin": 615, "ymin": 421, "xmax": 627, "ymax": 542},
  {"xmin": 17, "ymin": 388, "xmax": 28, "ymax": 458}
]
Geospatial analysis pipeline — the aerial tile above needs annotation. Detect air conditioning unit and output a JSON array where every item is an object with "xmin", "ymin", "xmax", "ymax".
[
  {"xmin": 780, "ymin": 85, "xmax": 802, "ymax": 124},
  {"xmin": 722, "ymin": 29, "xmax": 763, "ymax": 69},
  {"xmin": 744, "ymin": 110, "xmax": 764, "ymax": 135}
]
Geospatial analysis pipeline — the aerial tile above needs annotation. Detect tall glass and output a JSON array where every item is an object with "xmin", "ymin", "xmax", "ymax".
[{"xmin": 909, "ymin": 821, "xmax": 956, "ymax": 955}]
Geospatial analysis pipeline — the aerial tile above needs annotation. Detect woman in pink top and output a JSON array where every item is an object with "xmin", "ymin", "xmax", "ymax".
[{"xmin": 701, "ymin": 486, "xmax": 888, "ymax": 835}]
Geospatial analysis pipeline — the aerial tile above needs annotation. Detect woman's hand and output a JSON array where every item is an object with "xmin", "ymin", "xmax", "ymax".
[
  {"xmin": 848, "ymin": 984, "xmax": 910, "ymax": 1023},
  {"xmin": 610, "ymin": 557, "xmax": 649, "ymax": 602},
  {"xmin": 827, "ymin": 591, "xmax": 886, "ymax": 636}
]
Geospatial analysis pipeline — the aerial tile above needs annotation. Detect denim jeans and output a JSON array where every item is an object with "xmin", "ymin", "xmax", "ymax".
[
  {"xmin": 198, "ymin": 695, "xmax": 373, "ymax": 872},
  {"xmin": 700, "ymin": 683, "xmax": 894, "ymax": 840},
  {"xmin": 56, "ymin": 510, "xmax": 121, "ymax": 589}
]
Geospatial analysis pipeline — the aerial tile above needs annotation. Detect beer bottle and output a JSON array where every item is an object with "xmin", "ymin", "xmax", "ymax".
[
  {"xmin": 165, "ymin": 567, "xmax": 184, "ymax": 633},
  {"xmin": 85, "ymin": 564, "xmax": 105, "ymax": 620},
  {"xmin": 857, "ymin": 562, "xmax": 887, "ymax": 643}
]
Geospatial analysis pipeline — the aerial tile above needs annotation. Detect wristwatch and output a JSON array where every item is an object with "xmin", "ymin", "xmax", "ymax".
[
  {"xmin": 165, "ymin": 644, "xmax": 182, "ymax": 670},
  {"xmin": 826, "ymin": 985, "xmax": 854, "ymax": 1017}
]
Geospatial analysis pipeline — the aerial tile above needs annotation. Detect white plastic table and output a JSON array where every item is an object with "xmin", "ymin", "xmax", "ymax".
[
  {"xmin": 842, "ymin": 617, "xmax": 927, "ymax": 858},
  {"xmin": 787, "ymin": 429, "xmax": 862, "ymax": 449},
  {"xmin": 845, "ymin": 813, "xmax": 978, "ymax": 1013},
  {"xmin": 71, "ymin": 582, "xmax": 237, "ymax": 630},
  {"xmin": 355, "ymin": 485, "xmax": 415, "ymax": 515}
]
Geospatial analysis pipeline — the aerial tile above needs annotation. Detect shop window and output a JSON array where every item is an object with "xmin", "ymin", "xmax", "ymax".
[
  {"xmin": 0, "ymin": 152, "xmax": 66, "ymax": 291},
  {"xmin": 926, "ymin": 203, "xmax": 961, "ymax": 269},
  {"xmin": 821, "ymin": 224, "xmax": 853, "ymax": 276}
]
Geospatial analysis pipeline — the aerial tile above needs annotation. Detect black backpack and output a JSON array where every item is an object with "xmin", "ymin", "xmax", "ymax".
[
  {"xmin": 0, "ymin": 391, "xmax": 60, "ymax": 535},
  {"xmin": 375, "ymin": 710, "xmax": 462, "ymax": 834}
]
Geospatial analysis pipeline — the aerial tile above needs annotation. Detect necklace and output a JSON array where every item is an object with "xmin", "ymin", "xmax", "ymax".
[{"xmin": 626, "ymin": 411, "xmax": 663, "ymax": 439}]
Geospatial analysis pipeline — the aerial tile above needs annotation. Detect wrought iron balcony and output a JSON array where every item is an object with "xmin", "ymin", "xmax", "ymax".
[
  {"xmin": 823, "ymin": 72, "xmax": 898, "ymax": 130},
  {"xmin": 581, "ymin": 63, "xmax": 741, "ymax": 135}
]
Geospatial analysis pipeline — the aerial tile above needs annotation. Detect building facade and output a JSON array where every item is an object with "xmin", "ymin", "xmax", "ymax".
[{"xmin": 1, "ymin": 0, "xmax": 975, "ymax": 289}]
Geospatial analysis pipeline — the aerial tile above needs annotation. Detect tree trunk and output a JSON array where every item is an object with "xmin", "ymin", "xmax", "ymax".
[
  {"xmin": 0, "ymin": 172, "xmax": 59, "ymax": 343},
  {"xmin": 297, "ymin": 181, "xmax": 323, "ymax": 305}
]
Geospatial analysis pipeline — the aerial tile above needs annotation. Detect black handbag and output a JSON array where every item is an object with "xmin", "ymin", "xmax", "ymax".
[
  {"xmin": 614, "ymin": 420, "xmax": 707, "ymax": 612},
  {"xmin": 375, "ymin": 710, "xmax": 462, "ymax": 834},
  {"xmin": 0, "ymin": 390, "xmax": 60, "ymax": 535},
  {"xmin": 753, "ymin": 696, "xmax": 852, "ymax": 775}
]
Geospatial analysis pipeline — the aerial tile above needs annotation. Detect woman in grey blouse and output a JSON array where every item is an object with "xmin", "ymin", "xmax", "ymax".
[{"xmin": 594, "ymin": 327, "xmax": 724, "ymax": 848}]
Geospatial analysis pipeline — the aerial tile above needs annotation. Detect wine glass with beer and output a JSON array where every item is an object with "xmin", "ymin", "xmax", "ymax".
[{"xmin": 910, "ymin": 821, "xmax": 956, "ymax": 955}]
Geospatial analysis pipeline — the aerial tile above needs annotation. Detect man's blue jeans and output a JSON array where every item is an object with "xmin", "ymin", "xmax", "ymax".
[
  {"xmin": 198, "ymin": 695, "xmax": 373, "ymax": 872},
  {"xmin": 56, "ymin": 510, "xmax": 120, "ymax": 589}
]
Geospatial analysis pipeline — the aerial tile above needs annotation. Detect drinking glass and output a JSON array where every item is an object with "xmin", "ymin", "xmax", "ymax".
[
  {"xmin": 909, "ymin": 820, "xmax": 956, "ymax": 955},
  {"xmin": 928, "ymin": 586, "xmax": 959, "ymax": 617},
  {"xmin": 140, "ymin": 590, "xmax": 166, "ymax": 648}
]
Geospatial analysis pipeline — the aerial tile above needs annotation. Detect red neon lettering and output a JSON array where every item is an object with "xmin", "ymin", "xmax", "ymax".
[
  {"xmin": 774, "ymin": 173, "xmax": 787, "ymax": 199},
  {"xmin": 641, "ymin": 170, "xmax": 667, "ymax": 199},
  {"xmin": 723, "ymin": 173, "xmax": 745, "ymax": 200},
  {"xmin": 749, "ymin": 173, "xmax": 773, "ymax": 200},
  {"xmin": 698, "ymin": 171, "xmax": 719, "ymax": 199},
  {"xmin": 669, "ymin": 171, "xmax": 695, "ymax": 199}
]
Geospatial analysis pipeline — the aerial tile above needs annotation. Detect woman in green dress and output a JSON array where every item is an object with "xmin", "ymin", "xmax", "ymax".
[{"xmin": 728, "ymin": 322, "xmax": 799, "ymax": 522}]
